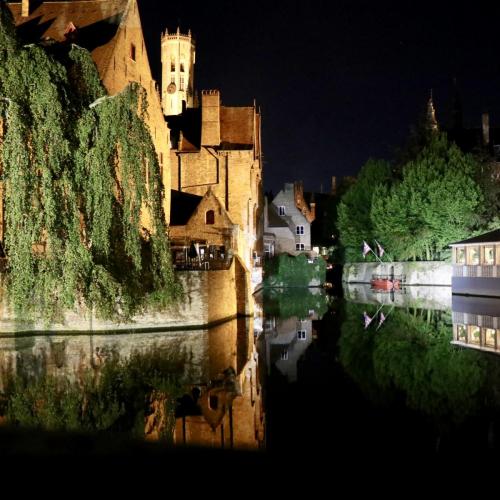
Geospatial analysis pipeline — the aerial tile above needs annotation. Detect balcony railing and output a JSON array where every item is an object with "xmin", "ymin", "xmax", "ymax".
[{"xmin": 174, "ymin": 256, "xmax": 233, "ymax": 271}]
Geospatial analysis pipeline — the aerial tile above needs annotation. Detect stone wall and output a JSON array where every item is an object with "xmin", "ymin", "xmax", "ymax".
[
  {"xmin": 343, "ymin": 261, "xmax": 452, "ymax": 286},
  {"xmin": 0, "ymin": 257, "xmax": 252, "ymax": 334}
]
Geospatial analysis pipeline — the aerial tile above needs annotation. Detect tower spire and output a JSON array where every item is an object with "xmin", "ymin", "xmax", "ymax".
[{"xmin": 426, "ymin": 89, "xmax": 438, "ymax": 132}]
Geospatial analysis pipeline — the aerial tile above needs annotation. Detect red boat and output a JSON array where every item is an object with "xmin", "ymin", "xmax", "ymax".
[{"xmin": 370, "ymin": 274, "xmax": 404, "ymax": 291}]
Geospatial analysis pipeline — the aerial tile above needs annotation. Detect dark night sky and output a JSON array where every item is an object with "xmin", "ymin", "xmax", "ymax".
[{"xmin": 139, "ymin": 1, "xmax": 500, "ymax": 193}]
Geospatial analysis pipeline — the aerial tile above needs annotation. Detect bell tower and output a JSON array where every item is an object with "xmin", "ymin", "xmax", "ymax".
[{"xmin": 161, "ymin": 27, "xmax": 195, "ymax": 116}]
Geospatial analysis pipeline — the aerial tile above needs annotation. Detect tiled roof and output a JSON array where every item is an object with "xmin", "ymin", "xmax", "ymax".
[
  {"xmin": 8, "ymin": 0, "xmax": 128, "ymax": 79},
  {"xmin": 267, "ymin": 203, "xmax": 288, "ymax": 228},
  {"xmin": 450, "ymin": 229, "xmax": 500, "ymax": 246},
  {"xmin": 220, "ymin": 106, "xmax": 254, "ymax": 148}
]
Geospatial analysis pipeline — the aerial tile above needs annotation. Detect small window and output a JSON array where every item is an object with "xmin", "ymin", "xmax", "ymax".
[
  {"xmin": 280, "ymin": 350, "xmax": 288, "ymax": 361},
  {"xmin": 484, "ymin": 246, "xmax": 495, "ymax": 265},
  {"xmin": 296, "ymin": 225, "xmax": 304, "ymax": 235},
  {"xmin": 171, "ymin": 59, "xmax": 175, "ymax": 72},
  {"xmin": 278, "ymin": 206, "xmax": 285, "ymax": 216},
  {"xmin": 467, "ymin": 246, "xmax": 479, "ymax": 265},
  {"xmin": 456, "ymin": 324, "xmax": 467, "ymax": 340},
  {"xmin": 297, "ymin": 330, "xmax": 306, "ymax": 340},
  {"xmin": 180, "ymin": 75, "xmax": 185, "ymax": 91},
  {"xmin": 206, "ymin": 210, "xmax": 215, "ymax": 225},
  {"xmin": 469, "ymin": 325, "xmax": 480, "ymax": 345},
  {"xmin": 160, "ymin": 152, "xmax": 163, "ymax": 165},
  {"xmin": 180, "ymin": 62, "xmax": 185, "ymax": 72},
  {"xmin": 455, "ymin": 247, "xmax": 465, "ymax": 264},
  {"xmin": 130, "ymin": 43, "xmax": 136, "ymax": 61},
  {"xmin": 296, "ymin": 243, "xmax": 305, "ymax": 251}
]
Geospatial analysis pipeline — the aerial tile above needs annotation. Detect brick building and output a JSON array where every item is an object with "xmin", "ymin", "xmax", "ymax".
[{"xmin": 6, "ymin": 0, "xmax": 171, "ymax": 224}]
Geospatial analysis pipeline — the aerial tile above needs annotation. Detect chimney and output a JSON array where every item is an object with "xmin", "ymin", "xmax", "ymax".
[
  {"xmin": 309, "ymin": 200, "xmax": 316, "ymax": 222},
  {"xmin": 201, "ymin": 90, "xmax": 221, "ymax": 146},
  {"xmin": 21, "ymin": 0, "xmax": 30, "ymax": 17},
  {"xmin": 482, "ymin": 112, "xmax": 490, "ymax": 147},
  {"xmin": 331, "ymin": 176, "xmax": 337, "ymax": 196}
]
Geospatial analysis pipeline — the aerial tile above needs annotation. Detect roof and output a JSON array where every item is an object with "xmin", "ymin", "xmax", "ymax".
[
  {"xmin": 8, "ymin": 0, "xmax": 128, "ymax": 79},
  {"xmin": 220, "ymin": 106, "xmax": 254, "ymax": 148},
  {"xmin": 170, "ymin": 190, "xmax": 202, "ymax": 226},
  {"xmin": 267, "ymin": 203, "xmax": 288, "ymax": 228},
  {"xmin": 450, "ymin": 229, "xmax": 500, "ymax": 246}
]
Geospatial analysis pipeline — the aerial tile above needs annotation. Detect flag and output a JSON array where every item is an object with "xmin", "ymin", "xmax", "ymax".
[
  {"xmin": 363, "ymin": 311, "xmax": 373, "ymax": 329},
  {"xmin": 362, "ymin": 241, "xmax": 372, "ymax": 258},
  {"xmin": 375, "ymin": 240, "xmax": 385, "ymax": 258},
  {"xmin": 378, "ymin": 312, "xmax": 386, "ymax": 328}
]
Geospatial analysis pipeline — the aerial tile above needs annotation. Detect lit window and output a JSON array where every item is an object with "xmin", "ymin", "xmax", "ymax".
[
  {"xmin": 278, "ymin": 206, "xmax": 285, "ymax": 216},
  {"xmin": 467, "ymin": 246, "xmax": 479, "ymax": 265},
  {"xmin": 297, "ymin": 330, "xmax": 306, "ymax": 340},
  {"xmin": 171, "ymin": 59, "xmax": 175, "ymax": 72},
  {"xmin": 180, "ymin": 62, "xmax": 185, "ymax": 72},
  {"xmin": 457, "ymin": 324, "xmax": 467, "ymax": 340},
  {"xmin": 205, "ymin": 210, "xmax": 215, "ymax": 225},
  {"xmin": 455, "ymin": 247, "xmax": 465, "ymax": 264},
  {"xmin": 296, "ymin": 225, "xmax": 304, "ymax": 235},
  {"xmin": 485, "ymin": 328, "xmax": 496, "ymax": 347},
  {"xmin": 296, "ymin": 243, "xmax": 305, "ymax": 251},
  {"xmin": 484, "ymin": 246, "xmax": 495, "ymax": 265},
  {"xmin": 130, "ymin": 43, "xmax": 136, "ymax": 61},
  {"xmin": 280, "ymin": 350, "xmax": 288, "ymax": 361},
  {"xmin": 469, "ymin": 325, "xmax": 480, "ymax": 344}
]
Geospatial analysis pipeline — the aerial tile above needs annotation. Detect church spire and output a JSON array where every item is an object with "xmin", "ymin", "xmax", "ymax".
[{"xmin": 426, "ymin": 89, "xmax": 439, "ymax": 132}]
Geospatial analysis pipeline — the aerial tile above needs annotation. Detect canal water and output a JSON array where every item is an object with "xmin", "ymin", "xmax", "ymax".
[{"xmin": 1, "ymin": 283, "xmax": 500, "ymax": 459}]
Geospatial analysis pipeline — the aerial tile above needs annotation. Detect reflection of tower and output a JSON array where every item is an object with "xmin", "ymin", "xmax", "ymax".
[{"xmin": 161, "ymin": 27, "xmax": 195, "ymax": 116}]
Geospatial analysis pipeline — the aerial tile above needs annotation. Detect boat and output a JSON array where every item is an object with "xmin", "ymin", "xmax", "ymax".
[{"xmin": 370, "ymin": 274, "xmax": 405, "ymax": 291}]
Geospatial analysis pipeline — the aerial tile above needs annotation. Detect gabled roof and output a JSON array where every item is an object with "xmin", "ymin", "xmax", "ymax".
[
  {"xmin": 8, "ymin": 0, "xmax": 128, "ymax": 80},
  {"xmin": 267, "ymin": 203, "xmax": 288, "ymax": 228},
  {"xmin": 170, "ymin": 190, "xmax": 203, "ymax": 226},
  {"xmin": 450, "ymin": 229, "xmax": 500, "ymax": 246}
]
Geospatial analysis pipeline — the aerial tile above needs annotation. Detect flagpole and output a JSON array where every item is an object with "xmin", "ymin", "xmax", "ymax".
[
  {"xmin": 369, "ymin": 248, "xmax": 384, "ymax": 265},
  {"xmin": 376, "ymin": 304, "xmax": 394, "ymax": 331}
]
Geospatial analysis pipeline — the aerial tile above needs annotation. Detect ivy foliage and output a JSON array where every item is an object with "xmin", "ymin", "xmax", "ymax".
[
  {"xmin": 263, "ymin": 253, "xmax": 326, "ymax": 288},
  {"xmin": 0, "ymin": 6, "xmax": 180, "ymax": 321}
]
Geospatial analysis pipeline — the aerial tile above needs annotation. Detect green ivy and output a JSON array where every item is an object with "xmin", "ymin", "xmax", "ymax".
[{"xmin": 0, "ymin": 6, "xmax": 180, "ymax": 322}]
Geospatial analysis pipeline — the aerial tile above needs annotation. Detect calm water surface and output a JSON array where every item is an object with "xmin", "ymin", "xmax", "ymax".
[{"xmin": 1, "ymin": 284, "xmax": 500, "ymax": 457}]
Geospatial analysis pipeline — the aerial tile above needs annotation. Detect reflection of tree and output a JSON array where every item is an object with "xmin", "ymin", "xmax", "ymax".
[
  {"xmin": 263, "ymin": 288, "xmax": 330, "ymax": 319},
  {"xmin": 2, "ymin": 348, "xmax": 186, "ymax": 440},
  {"xmin": 339, "ymin": 303, "xmax": 492, "ymax": 429}
]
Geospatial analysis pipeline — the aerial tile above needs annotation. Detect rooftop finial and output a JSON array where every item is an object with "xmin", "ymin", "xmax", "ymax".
[{"xmin": 426, "ymin": 89, "xmax": 438, "ymax": 132}]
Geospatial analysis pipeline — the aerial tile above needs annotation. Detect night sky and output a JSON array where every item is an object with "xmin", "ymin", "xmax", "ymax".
[{"xmin": 138, "ymin": 1, "xmax": 500, "ymax": 193}]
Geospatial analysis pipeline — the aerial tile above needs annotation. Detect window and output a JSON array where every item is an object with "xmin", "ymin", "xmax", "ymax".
[
  {"xmin": 484, "ymin": 246, "xmax": 495, "ymax": 265},
  {"xmin": 455, "ymin": 247, "xmax": 465, "ymax": 264},
  {"xmin": 180, "ymin": 75, "xmax": 185, "ymax": 91},
  {"xmin": 280, "ymin": 350, "xmax": 288, "ymax": 361},
  {"xmin": 469, "ymin": 325, "xmax": 480, "ymax": 345},
  {"xmin": 297, "ymin": 330, "xmax": 306, "ymax": 340},
  {"xmin": 180, "ymin": 62, "xmax": 185, "ymax": 72},
  {"xmin": 296, "ymin": 225, "xmax": 304, "ymax": 235},
  {"xmin": 296, "ymin": 243, "xmax": 305, "ymax": 251},
  {"xmin": 205, "ymin": 210, "xmax": 215, "ymax": 225},
  {"xmin": 467, "ymin": 246, "xmax": 479, "ymax": 265},
  {"xmin": 485, "ymin": 328, "xmax": 496, "ymax": 348},
  {"xmin": 456, "ymin": 324, "xmax": 467, "ymax": 340},
  {"xmin": 171, "ymin": 59, "xmax": 175, "ymax": 72},
  {"xmin": 130, "ymin": 43, "xmax": 136, "ymax": 61},
  {"xmin": 278, "ymin": 206, "xmax": 285, "ymax": 216}
]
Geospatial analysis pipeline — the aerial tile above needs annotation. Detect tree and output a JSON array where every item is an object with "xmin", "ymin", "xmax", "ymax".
[
  {"xmin": 0, "ymin": 5, "xmax": 179, "ymax": 321},
  {"xmin": 336, "ymin": 158, "xmax": 392, "ymax": 262},
  {"xmin": 371, "ymin": 133, "xmax": 483, "ymax": 261}
]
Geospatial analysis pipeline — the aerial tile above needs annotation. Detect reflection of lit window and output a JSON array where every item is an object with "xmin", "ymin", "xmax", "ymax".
[
  {"xmin": 485, "ymin": 328, "xmax": 496, "ymax": 348},
  {"xmin": 484, "ymin": 246, "xmax": 495, "ymax": 265},
  {"xmin": 457, "ymin": 324, "xmax": 467, "ymax": 340},
  {"xmin": 297, "ymin": 330, "xmax": 306, "ymax": 340},
  {"xmin": 467, "ymin": 246, "xmax": 479, "ymax": 265},
  {"xmin": 280, "ymin": 350, "xmax": 288, "ymax": 360},
  {"xmin": 455, "ymin": 247, "xmax": 465, "ymax": 264},
  {"xmin": 469, "ymin": 325, "xmax": 480, "ymax": 344}
]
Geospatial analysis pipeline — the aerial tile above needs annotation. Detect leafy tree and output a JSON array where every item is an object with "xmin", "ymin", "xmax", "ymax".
[
  {"xmin": 0, "ymin": 5, "xmax": 180, "ymax": 321},
  {"xmin": 371, "ymin": 133, "xmax": 483, "ymax": 260},
  {"xmin": 336, "ymin": 158, "xmax": 392, "ymax": 262}
]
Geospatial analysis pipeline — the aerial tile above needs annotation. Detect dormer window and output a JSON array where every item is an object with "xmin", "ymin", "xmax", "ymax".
[
  {"xmin": 205, "ymin": 210, "xmax": 215, "ymax": 225},
  {"xmin": 130, "ymin": 43, "xmax": 136, "ymax": 61}
]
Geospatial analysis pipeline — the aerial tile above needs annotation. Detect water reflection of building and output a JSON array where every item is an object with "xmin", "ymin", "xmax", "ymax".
[
  {"xmin": 452, "ymin": 295, "xmax": 500, "ymax": 354},
  {"xmin": 261, "ymin": 315, "xmax": 316, "ymax": 382},
  {"xmin": 0, "ymin": 318, "xmax": 265, "ymax": 449}
]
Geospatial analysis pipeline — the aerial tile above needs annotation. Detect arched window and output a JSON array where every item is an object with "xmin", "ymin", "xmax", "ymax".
[{"xmin": 206, "ymin": 210, "xmax": 215, "ymax": 225}]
